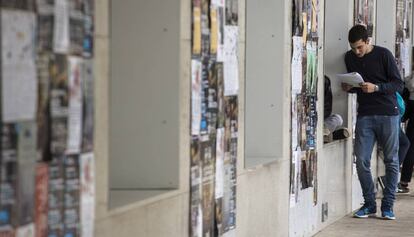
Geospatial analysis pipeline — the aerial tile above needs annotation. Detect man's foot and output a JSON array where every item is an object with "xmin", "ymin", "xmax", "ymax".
[
  {"xmin": 397, "ymin": 183, "xmax": 410, "ymax": 194},
  {"xmin": 381, "ymin": 210, "xmax": 396, "ymax": 220},
  {"xmin": 353, "ymin": 205, "xmax": 377, "ymax": 218}
]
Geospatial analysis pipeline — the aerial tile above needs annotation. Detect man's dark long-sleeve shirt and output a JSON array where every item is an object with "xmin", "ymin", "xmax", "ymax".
[{"xmin": 345, "ymin": 45, "xmax": 404, "ymax": 116}]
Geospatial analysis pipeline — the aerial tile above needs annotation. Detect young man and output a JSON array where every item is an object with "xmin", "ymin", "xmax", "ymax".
[{"xmin": 342, "ymin": 25, "xmax": 404, "ymax": 220}]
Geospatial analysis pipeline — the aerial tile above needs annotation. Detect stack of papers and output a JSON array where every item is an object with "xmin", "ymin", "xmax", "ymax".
[{"xmin": 337, "ymin": 72, "xmax": 364, "ymax": 87}]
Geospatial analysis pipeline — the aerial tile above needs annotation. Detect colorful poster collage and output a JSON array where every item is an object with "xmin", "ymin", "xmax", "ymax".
[
  {"xmin": 395, "ymin": 0, "xmax": 412, "ymax": 79},
  {"xmin": 290, "ymin": 0, "xmax": 319, "ymax": 207},
  {"xmin": 190, "ymin": 0, "xmax": 238, "ymax": 236},
  {"xmin": 0, "ymin": 1, "xmax": 95, "ymax": 236},
  {"xmin": 354, "ymin": 0, "xmax": 376, "ymax": 40}
]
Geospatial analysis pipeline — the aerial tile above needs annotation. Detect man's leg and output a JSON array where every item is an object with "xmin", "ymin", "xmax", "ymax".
[
  {"xmin": 398, "ymin": 129, "xmax": 410, "ymax": 166},
  {"xmin": 324, "ymin": 113, "xmax": 343, "ymax": 133},
  {"xmin": 376, "ymin": 115, "xmax": 399, "ymax": 213},
  {"xmin": 401, "ymin": 112, "xmax": 414, "ymax": 184},
  {"xmin": 354, "ymin": 116, "xmax": 377, "ymax": 207}
]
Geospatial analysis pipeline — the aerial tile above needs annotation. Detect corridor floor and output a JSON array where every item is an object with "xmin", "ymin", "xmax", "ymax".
[{"xmin": 315, "ymin": 184, "xmax": 414, "ymax": 237}]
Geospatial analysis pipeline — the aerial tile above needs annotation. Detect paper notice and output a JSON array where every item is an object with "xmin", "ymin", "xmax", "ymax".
[
  {"xmin": 54, "ymin": 0, "xmax": 70, "ymax": 53},
  {"xmin": 1, "ymin": 10, "xmax": 37, "ymax": 122},
  {"xmin": 191, "ymin": 60, "xmax": 202, "ymax": 135},
  {"xmin": 210, "ymin": 7, "xmax": 218, "ymax": 55},
  {"xmin": 192, "ymin": 2, "xmax": 202, "ymax": 55},
  {"xmin": 66, "ymin": 56, "xmax": 83, "ymax": 154},
  {"xmin": 292, "ymin": 36, "xmax": 303, "ymax": 93},
  {"xmin": 223, "ymin": 26, "xmax": 239, "ymax": 96}
]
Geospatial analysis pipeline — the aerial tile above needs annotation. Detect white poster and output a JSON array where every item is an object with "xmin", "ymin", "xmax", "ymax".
[
  {"xmin": 191, "ymin": 60, "xmax": 203, "ymax": 136},
  {"xmin": 66, "ymin": 56, "xmax": 83, "ymax": 154},
  {"xmin": 402, "ymin": 39, "xmax": 411, "ymax": 78},
  {"xmin": 212, "ymin": 0, "xmax": 225, "ymax": 7},
  {"xmin": 291, "ymin": 36, "xmax": 303, "ymax": 93},
  {"xmin": 291, "ymin": 94, "xmax": 298, "ymax": 150},
  {"xmin": 290, "ymin": 150, "xmax": 301, "ymax": 207},
  {"xmin": 223, "ymin": 26, "xmax": 239, "ymax": 96},
  {"xmin": 80, "ymin": 153, "xmax": 95, "ymax": 237},
  {"xmin": 53, "ymin": 0, "xmax": 70, "ymax": 53},
  {"xmin": 1, "ymin": 10, "xmax": 37, "ymax": 122}
]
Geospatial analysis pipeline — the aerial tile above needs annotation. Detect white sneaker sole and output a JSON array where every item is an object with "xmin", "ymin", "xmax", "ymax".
[{"xmin": 354, "ymin": 213, "xmax": 376, "ymax": 218}]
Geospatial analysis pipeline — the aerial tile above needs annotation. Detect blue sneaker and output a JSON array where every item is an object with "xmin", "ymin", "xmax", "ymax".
[
  {"xmin": 381, "ymin": 210, "xmax": 396, "ymax": 220},
  {"xmin": 353, "ymin": 205, "xmax": 377, "ymax": 218}
]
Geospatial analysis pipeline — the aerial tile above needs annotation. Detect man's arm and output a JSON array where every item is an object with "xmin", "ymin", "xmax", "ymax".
[{"xmin": 376, "ymin": 50, "xmax": 404, "ymax": 94}]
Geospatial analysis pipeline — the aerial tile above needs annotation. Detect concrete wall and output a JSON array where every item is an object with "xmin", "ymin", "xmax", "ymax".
[
  {"xmin": 377, "ymin": 0, "xmax": 397, "ymax": 54},
  {"xmin": 244, "ymin": 0, "xmax": 289, "ymax": 167},
  {"xmin": 109, "ymin": 0, "xmax": 181, "ymax": 189},
  {"xmin": 323, "ymin": 0, "xmax": 354, "ymax": 124}
]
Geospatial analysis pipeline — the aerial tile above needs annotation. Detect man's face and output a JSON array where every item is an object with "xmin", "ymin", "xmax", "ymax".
[{"xmin": 350, "ymin": 39, "xmax": 369, "ymax": 58}]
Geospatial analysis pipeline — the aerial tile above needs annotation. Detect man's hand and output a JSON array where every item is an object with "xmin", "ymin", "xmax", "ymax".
[
  {"xmin": 360, "ymin": 82, "xmax": 376, "ymax": 93},
  {"xmin": 341, "ymin": 83, "xmax": 353, "ymax": 92}
]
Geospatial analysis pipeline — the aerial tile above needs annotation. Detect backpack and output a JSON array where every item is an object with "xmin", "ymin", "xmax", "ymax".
[{"xmin": 396, "ymin": 92, "xmax": 405, "ymax": 117}]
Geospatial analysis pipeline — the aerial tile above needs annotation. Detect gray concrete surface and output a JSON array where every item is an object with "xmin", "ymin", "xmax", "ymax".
[{"xmin": 314, "ymin": 183, "xmax": 414, "ymax": 237}]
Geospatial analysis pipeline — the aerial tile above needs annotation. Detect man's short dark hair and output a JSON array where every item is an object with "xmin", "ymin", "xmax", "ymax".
[{"xmin": 348, "ymin": 25, "xmax": 369, "ymax": 43}]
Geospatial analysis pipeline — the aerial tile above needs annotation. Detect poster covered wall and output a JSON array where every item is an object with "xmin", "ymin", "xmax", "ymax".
[
  {"xmin": 190, "ymin": 0, "xmax": 239, "ymax": 236},
  {"xmin": 290, "ymin": 0, "xmax": 319, "ymax": 207},
  {"xmin": 0, "ymin": 1, "xmax": 95, "ymax": 236}
]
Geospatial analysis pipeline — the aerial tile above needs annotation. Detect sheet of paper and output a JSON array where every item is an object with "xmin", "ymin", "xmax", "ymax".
[
  {"xmin": 1, "ymin": 10, "xmax": 37, "ymax": 122},
  {"xmin": 290, "ymin": 151, "xmax": 300, "ymax": 207},
  {"xmin": 212, "ymin": 0, "xmax": 225, "ymax": 7},
  {"xmin": 210, "ymin": 7, "xmax": 218, "ymax": 55},
  {"xmin": 191, "ymin": 60, "xmax": 203, "ymax": 136},
  {"xmin": 291, "ymin": 36, "xmax": 303, "ymax": 93},
  {"xmin": 192, "ymin": 3, "xmax": 202, "ymax": 55},
  {"xmin": 291, "ymin": 94, "xmax": 298, "ymax": 150},
  {"xmin": 223, "ymin": 26, "xmax": 239, "ymax": 96},
  {"xmin": 54, "ymin": 0, "xmax": 70, "ymax": 53},
  {"xmin": 66, "ymin": 56, "xmax": 83, "ymax": 154},
  {"xmin": 337, "ymin": 72, "xmax": 364, "ymax": 87},
  {"xmin": 402, "ymin": 39, "xmax": 411, "ymax": 78}
]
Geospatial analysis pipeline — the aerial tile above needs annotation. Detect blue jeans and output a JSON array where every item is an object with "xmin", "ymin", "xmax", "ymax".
[{"xmin": 355, "ymin": 115, "xmax": 399, "ymax": 211}]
